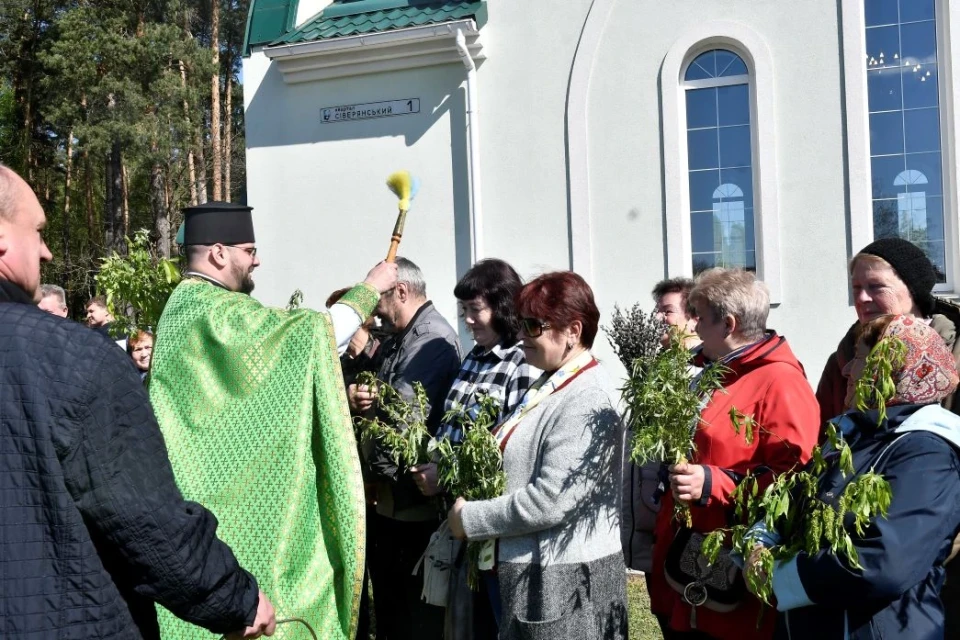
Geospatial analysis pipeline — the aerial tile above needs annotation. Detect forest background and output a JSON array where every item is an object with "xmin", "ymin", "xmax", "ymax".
[{"xmin": 0, "ymin": 0, "xmax": 248, "ymax": 314}]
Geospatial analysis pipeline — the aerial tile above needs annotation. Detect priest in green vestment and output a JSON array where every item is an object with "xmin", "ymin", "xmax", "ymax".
[{"xmin": 149, "ymin": 202, "xmax": 397, "ymax": 640}]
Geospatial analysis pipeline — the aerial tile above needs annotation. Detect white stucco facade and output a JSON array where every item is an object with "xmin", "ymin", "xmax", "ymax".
[{"xmin": 242, "ymin": 0, "xmax": 959, "ymax": 386}]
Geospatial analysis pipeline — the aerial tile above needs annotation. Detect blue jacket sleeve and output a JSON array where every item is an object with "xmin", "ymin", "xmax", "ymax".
[{"xmin": 788, "ymin": 433, "xmax": 960, "ymax": 606}]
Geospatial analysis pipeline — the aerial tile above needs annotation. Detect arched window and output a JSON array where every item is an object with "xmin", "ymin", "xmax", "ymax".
[
  {"xmin": 662, "ymin": 24, "xmax": 780, "ymax": 301},
  {"xmin": 684, "ymin": 49, "xmax": 756, "ymax": 274},
  {"xmin": 864, "ymin": 0, "xmax": 947, "ymax": 281}
]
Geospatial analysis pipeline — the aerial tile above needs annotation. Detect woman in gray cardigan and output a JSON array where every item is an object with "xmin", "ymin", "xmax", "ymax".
[{"xmin": 448, "ymin": 271, "xmax": 627, "ymax": 640}]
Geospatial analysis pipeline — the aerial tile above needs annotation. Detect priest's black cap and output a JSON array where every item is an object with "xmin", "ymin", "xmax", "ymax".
[{"xmin": 182, "ymin": 202, "xmax": 255, "ymax": 245}]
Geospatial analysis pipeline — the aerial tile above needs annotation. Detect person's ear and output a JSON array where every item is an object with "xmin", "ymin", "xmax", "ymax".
[
  {"xmin": 724, "ymin": 314, "xmax": 737, "ymax": 338},
  {"xmin": 567, "ymin": 320, "xmax": 583, "ymax": 346},
  {"xmin": 210, "ymin": 244, "xmax": 229, "ymax": 268},
  {"xmin": 0, "ymin": 220, "xmax": 9, "ymax": 257},
  {"xmin": 396, "ymin": 281, "xmax": 408, "ymax": 303}
]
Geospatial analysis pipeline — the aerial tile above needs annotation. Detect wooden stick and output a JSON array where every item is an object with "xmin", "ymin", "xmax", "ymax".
[{"xmin": 385, "ymin": 208, "xmax": 408, "ymax": 263}]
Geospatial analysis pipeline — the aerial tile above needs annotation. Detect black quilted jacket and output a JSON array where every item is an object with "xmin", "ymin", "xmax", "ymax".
[{"xmin": 0, "ymin": 281, "xmax": 259, "ymax": 638}]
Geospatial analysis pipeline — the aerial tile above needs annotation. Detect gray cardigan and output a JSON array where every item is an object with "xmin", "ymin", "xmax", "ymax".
[{"xmin": 460, "ymin": 363, "xmax": 627, "ymax": 638}]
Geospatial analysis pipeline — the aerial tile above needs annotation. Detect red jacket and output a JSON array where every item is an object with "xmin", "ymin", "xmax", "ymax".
[
  {"xmin": 648, "ymin": 333, "xmax": 820, "ymax": 639},
  {"xmin": 815, "ymin": 323, "xmax": 857, "ymax": 431}
]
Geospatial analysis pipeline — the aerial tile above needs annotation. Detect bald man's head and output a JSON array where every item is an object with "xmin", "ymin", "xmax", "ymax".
[
  {"xmin": 0, "ymin": 163, "xmax": 53, "ymax": 300},
  {"xmin": 0, "ymin": 163, "xmax": 17, "ymax": 222}
]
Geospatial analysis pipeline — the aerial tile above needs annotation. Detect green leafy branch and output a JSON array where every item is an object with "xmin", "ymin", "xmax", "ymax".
[
  {"xmin": 94, "ymin": 229, "xmax": 181, "ymax": 338},
  {"xmin": 621, "ymin": 330, "xmax": 728, "ymax": 527},
  {"xmin": 853, "ymin": 336, "xmax": 908, "ymax": 422},
  {"xmin": 429, "ymin": 394, "xmax": 506, "ymax": 590},
  {"xmin": 701, "ymin": 420, "xmax": 893, "ymax": 606},
  {"xmin": 354, "ymin": 371, "xmax": 432, "ymax": 470}
]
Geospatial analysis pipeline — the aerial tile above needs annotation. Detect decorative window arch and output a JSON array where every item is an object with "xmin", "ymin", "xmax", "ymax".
[
  {"xmin": 661, "ymin": 22, "xmax": 781, "ymax": 303},
  {"xmin": 842, "ymin": 0, "xmax": 956, "ymax": 289}
]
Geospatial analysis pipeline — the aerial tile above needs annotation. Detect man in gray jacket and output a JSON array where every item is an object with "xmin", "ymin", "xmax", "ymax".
[{"xmin": 348, "ymin": 257, "xmax": 461, "ymax": 640}]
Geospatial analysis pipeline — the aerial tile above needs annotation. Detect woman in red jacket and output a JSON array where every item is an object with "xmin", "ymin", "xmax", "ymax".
[{"xmin": 648, "ymin": 268, "xmax": 820, "ymax": 640}]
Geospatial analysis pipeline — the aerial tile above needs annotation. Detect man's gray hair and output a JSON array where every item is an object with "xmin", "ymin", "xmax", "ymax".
[
  {"xmin": 689, "ymin": 268, "xmax": 769, "ymax": 341},
  {"xmin": 40, "ymin": 284, "xmax": 67, "ymax": 307},
  {"xmin": 395, "ymin": 256, "xmax": 427, "ymax": 298},
  {"xmin": 0, "ymin": 163, "xmax": 17, "ymax": 222}
]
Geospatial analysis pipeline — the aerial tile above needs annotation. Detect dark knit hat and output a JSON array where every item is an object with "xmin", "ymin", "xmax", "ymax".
[
  {"xmin": 858, "ymin": 237, "xmax": 937, "ymax": 315},
  {"xmin": 182, "ymin": 202, "xmax": 255, "ymax": 246}
]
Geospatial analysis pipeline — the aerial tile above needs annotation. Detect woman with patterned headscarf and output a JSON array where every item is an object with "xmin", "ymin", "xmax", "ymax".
[{"xmin": 748, "ymin": 315, "xmax": 960, "ymax": 640}]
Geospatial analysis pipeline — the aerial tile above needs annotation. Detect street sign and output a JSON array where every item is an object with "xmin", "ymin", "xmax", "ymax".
[{"xmin": 320, "ymin": 99, "xmax": 420, "ymax": 124}]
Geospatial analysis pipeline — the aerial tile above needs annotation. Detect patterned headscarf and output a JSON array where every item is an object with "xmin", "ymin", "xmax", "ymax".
[{"xmin": 883, "ymin": 315, "xmax": 959, "ymax": 405}]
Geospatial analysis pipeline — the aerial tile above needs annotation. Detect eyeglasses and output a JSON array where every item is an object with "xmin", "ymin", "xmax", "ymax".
[
  {"xmin": 520, "ymin": 318, "xmax": 552, "ymax": 338},
  {"xmin": 225, "ymin": 245, "xmax": 257, "ymax": 257}
]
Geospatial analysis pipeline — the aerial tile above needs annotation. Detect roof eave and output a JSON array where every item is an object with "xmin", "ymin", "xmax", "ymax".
[{"xmin": 264, "ymin": 18, "xmax": 484, "ymax": 83}]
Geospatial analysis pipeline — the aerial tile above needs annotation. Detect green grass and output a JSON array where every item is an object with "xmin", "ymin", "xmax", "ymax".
[{"xmin": 628, "ymin": 573, "xmax": 663, "ymax": 640}]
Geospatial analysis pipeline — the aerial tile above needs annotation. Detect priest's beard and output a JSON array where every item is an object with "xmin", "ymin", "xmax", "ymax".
[{"xmin": 232, "ymin": 263, "xmax": 256, "ymax": 294}]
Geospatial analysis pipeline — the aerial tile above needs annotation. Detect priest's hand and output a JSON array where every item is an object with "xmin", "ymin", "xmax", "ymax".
[
  {"xmin": 364, "ymin": 261, "xmax": 399, "ymax": 294},
  {"xmin": 225, "ymin": 589, "xmax": 276, "ymax": 638},
  {"xmin": 669, "ymin": 462, "xmax": 705, "ymax": 504},
  {"xmin": 348, "ymin": 383, "xmax": 377, "ymax": 413},
  {"xmin": 411, "ymin": 463, "xmax": 440, "ymax": 496},
  {"xmin": 448, "ymin": 497, "xmax": 468, "ymax": 540}
]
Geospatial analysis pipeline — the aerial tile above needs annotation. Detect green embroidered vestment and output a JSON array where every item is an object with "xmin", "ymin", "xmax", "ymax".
[{"xmin": 149, "ymin": 278, "xmax": 378, "ymax": 639}]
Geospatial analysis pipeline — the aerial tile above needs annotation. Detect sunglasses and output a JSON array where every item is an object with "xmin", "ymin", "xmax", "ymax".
[
  {"xmin": 225, "ymin": 245, "xmax": 257, "ymax": 258},
  {"xmin": 520, "ymin": 318, "xmax": 552, "ymax": 338}
]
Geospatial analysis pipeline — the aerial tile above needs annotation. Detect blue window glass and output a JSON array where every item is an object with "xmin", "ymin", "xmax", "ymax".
[
  {"xmin": 871, "ymin": 155, "xmax": 906, "ymax": 199},
  {"xmin": 686, "ymin": 89, "xmax": 717, "ymax": 129},
  {"xmin": 867, "ymin": 69, "xmax": 902, "ymax": 112},
  {"xmin": 684, "ymin": 49, "xmax": 755, "ymax": 273},
  {"xmin": 865, "ymin": 0, "xmax": 898, "ymax": 27},
  {"xmin": 717, "ymin": 85, "xmax": 750, "ymax": 126},
  {"xmin": 687, "ymin": 128, "xmax": 719, "ymax": 170},
  {"xmin": 684, "ymin": 50, "xmax": 749, "ymax": 81},
  {"xmin": 864, "ymin": 0, "xmax": 946, "ymax": 282},
  {"xmin": 689, "ymin": 170, "xmax": 720, "ymax": 212},
  {"xmin": 900, "ymin": 0, "xmax": 935, "ymax": 23}
]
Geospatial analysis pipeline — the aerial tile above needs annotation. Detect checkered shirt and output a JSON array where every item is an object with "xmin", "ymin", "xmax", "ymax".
[{"xmin": 437, "ymin": 340, "xmax": 540, "ymax": 443}]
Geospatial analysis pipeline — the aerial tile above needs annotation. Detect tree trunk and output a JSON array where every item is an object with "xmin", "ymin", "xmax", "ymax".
[
  {"xmin": 179, "ymin": 59, "xmax": 199, "ymax": 206},
  {"xmin": 104, "ymin": 142, "xmax": 124, "ymax": 254},
  {"xmin": 210, "ymin": 0, "xmax": 222, "ymax": 201},
  {"xmin": 151, "ymin": 160, "xmax": 171, "ymax": 258},
  {"xmin": 83, "ymin": 150, "xmax": 96, "ymax": 241},
  {"xmin": 196, "ymin": 114, "xmax": 208, "ymax": 204},
  {"xmin": 20, "ymin": 6, "xmax": 35, "ymax": 179},
  {"xmin": 223, "ymin": 74, "xmax": 232, "ymax": 201},
  {"xmin": 63, "ymin": 131, "xmax": 73, "ymax": 267},
  {"xmin": 121, "ymin": 161, "xmax": 130, "ymax": 237}
]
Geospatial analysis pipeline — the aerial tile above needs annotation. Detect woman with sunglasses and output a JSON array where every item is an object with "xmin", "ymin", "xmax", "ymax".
[
  {"xmin": 410, "ymin": 258, "xmax": 537, "ymax": 638},
  {"xmin": 447, "ymin": 271, "xmax": 627, "ymax": 640}
]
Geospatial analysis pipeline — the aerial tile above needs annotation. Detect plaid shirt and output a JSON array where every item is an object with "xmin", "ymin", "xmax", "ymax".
[{"xmin": 437, "ymin": 340, "xmax": 540, "ymax": 442}]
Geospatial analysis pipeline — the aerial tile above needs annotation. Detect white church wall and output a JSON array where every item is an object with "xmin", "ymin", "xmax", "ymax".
[
  {"xmin": 243, "ymin": 0, "xmax": 949, "ymax": 388},
  {"xmin": 584, "ymin": 0, "xmax": 855, "ymax": 381}
]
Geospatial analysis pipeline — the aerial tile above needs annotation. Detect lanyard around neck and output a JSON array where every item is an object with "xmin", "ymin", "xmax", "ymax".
[{"xmin": 492, "ymin": 350, "xmax": 597, "ymax": 452}]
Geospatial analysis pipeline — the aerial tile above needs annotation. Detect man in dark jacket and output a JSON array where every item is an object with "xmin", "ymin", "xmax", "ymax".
[
  {"xmin": 0, "ymin": 163, "xmax": 276, "ymax": 639},
  {"xmin": 348, "ymin": 257, "xmax": 462, "ymax": 640}
]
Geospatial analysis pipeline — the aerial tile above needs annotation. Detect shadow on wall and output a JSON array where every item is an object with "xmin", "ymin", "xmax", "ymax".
[
  {"xmin": 244, "ymin": 61, "xmax": 476, "ymax": 342},
  {"xmin": 246, "ymin": 61, "xmax": 467, "ymax": 149}
]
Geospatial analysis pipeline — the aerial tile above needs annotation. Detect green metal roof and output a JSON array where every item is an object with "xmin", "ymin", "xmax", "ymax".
[
  {"xmin": 270, "ymin": 0, "xmax": 486, "ymax": 47},
  {"xmin": 244, "ymin": 0, "xmax": 298, "ymax": 54}
]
